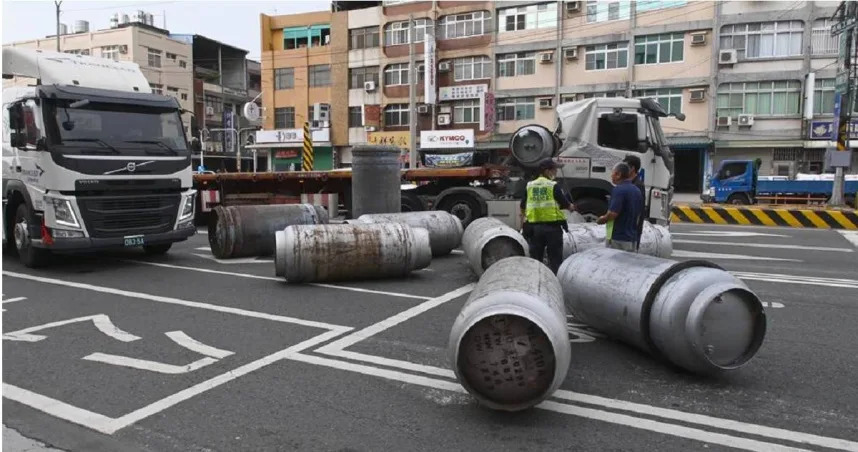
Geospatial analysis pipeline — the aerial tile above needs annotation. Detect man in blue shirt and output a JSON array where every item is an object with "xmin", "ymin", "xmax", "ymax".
[
  {"xmin": 597, "ymin": 162, "xmax": 643, "ymax": 252},
  {"xmin": 622, "ymin": 155, "xmax": 647, "ymax": 251}
]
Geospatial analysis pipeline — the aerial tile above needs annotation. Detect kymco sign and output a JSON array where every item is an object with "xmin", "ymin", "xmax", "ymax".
[{"xmin": 420, "ymin": 129, "xmax": 475, "ymax": 149}]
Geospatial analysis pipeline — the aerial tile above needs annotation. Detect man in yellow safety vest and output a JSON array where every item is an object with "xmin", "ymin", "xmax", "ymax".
[{"xmin": 520, "ymin": 159, "xmax": 575, "ymax": 273}]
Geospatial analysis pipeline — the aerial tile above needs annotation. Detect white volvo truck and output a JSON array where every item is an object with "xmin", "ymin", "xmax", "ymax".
[{"xmin": 2, "ymin": 48, "xmax": 196, "ymax": 267}]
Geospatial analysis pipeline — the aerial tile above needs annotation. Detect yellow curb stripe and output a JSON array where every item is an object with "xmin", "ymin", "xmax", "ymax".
[
  {"xmin": 748, "ymin": 208, "xmax": 778, "ymax": 226},
  {"xmin": 679, "ymin": 206, "xmax": 705, "ymax": 223},
  {"xmin": 773, "ymin": 210, "xmax": 804, "ymax": 228},
  {"xmin": 723, "ymin": 207, "xmax": 752, "ymax": 225},
  {"xmin": 827, "ymin": 210, "xmax": 858, "ymax": 230},
  {"xmin": 700, "ymin": 207, "xmax": 728, "ymax": 225},
  {"xmin": 797, "ymin": 210, "xmax": 830, "ymax": 228},
  {"xmin": 670, "ymin": 212, "xmax": 680, "ymax": 223}
]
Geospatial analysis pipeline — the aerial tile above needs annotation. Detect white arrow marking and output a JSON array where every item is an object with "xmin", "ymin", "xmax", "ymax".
[
  {"xmin": 192, "ymin": 253, "xmax": 273, "ymax": 264},
  {"xmin": 672, "ymin": 231, "xmax": 790, "ymax": 238},
  {"xmin": 2, "ymin": 314, "xmax": 141, "ymax": 342},
  {"xmin": 82, "ymin": 353, "xmax": 219, "ymax": 374},
  {"xmin": 673, "ymin": 239, "xmax": 853, "ymax": 252},
  {"xmin": 165, "ymin": 331, "xmax": 233, "ymax": 359},
  {"xmin": 671, "ymin": 250, "xmax": 800, "ymax": 262}
]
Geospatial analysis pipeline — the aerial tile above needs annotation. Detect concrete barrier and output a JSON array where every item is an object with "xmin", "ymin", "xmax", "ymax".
[{"xmin": 671, "ymin": 205, "xmax": 858, "ymax": 230}]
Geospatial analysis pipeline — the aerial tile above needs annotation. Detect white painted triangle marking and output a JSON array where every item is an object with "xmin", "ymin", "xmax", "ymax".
[{"xmin": 838, "ymin": 230, "xmax": 858, "ymax": 250}]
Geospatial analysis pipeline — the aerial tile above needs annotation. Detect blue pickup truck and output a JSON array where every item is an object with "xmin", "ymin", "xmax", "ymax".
[{"xmin": 702, "ymin": 160, "xmax": 858, "ymax": 207}]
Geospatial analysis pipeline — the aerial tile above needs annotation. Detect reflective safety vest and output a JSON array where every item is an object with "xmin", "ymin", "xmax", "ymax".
[{"xmin": 525, "ymin": 177, "xmax": 566, "ymax": 223}]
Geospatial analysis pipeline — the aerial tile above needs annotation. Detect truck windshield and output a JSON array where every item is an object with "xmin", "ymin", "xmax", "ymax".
[{"xmin": 45, "ymin": 100, "xmax": 188, "ymax": 154}]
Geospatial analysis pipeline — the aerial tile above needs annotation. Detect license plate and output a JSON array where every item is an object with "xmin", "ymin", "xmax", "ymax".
[{"xmin": 124, "ymin": 235, "xmax": 145, "ymax": 247}]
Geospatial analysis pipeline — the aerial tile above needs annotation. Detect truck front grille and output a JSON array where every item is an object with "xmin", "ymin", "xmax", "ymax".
[{"xmin": 77, "ymin": 194, "xmax": 180, "ymax": 238}]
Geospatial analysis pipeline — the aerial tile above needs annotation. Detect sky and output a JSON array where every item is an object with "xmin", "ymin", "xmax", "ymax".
[{"xmin": 2, "ymin": 0, "xmax": 330, "ymax": 60}]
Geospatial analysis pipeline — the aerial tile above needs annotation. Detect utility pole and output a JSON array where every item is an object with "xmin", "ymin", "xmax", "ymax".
[
  {"xmin": 408, "ymin": 14, "xmax": 417, "ymax": 170},
  {"xmin": 829, "ymin": 1, "xmax": 858, "ymax": 206},
  {"xmin": 54, "ymin": 1, "xmax": 62, "ymax": 52}
]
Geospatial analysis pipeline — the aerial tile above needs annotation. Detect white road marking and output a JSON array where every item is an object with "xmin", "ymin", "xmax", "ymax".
[
  {"xmin": 196, "ymin": 229, "xmax": 208, "ymax": 235},
  {"xmin": 192, "ymin": 253, "xmax": 274, "ymax": 264},
  {"xmin": 166, "ymin": 331, "xmax": 234, "ymax": 359},
  {"xmin": 1, "ymin": 295, "xmax": 27, "ymax": 312},
  {"xmin": 839, "ymin": 230, "xmax": 858, "ymax": 249},
  {"xmin": 126, "ymin": 260, "xmax": 432, "ymax": 301},
  {"xmin": 289, "ymin": 353, "xmax": 812, "ymax": 452},
  {"xmin": 2, "ymin": 271, "xmax": 349, "ymax": 332},
  {"xmin": 673, "ymin": 239, "xmax": 854, "ymax": 252},
  {"xmin": 671, "ymin": 250, "xmax": 800, "ymax": 262},
  {"xmin": 763, "ymin": 301, "xmax": 786, "ymax": 308},
  {"xmin": 733, "ymin": 272, "xmax": 858, "ymax": 290},
  {"xmin": 82, "ymin": 353, "xmax": 219, "ymax": 374},
  {"xmin": 672, "ymin": 231, "xmax": 790, "ymax": 238},
  {"xmin": 194, "ymin": 247, "xmax": 210, "ymax": 251},
  {"xmin": 2, "ymin": 314, "xmax": 141, "ymax": 343},
  {"xmin": 450, "ymin": 249, "xmax": 464, "ymax": 255},
  {"xmin": 2, "ymin": 384, "xmax": 117, "ymax": 434}
]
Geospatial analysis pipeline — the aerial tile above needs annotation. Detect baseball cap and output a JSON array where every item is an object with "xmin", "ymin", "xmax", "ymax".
[{"xmin": 538, "ymin": 159, "xmax": 559, "ymax": 171}]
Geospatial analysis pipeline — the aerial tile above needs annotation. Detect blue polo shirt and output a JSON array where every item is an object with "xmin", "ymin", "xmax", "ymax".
[{"xmin": 608, "ymin": 180, "xmax": 643, "ymax": 242}]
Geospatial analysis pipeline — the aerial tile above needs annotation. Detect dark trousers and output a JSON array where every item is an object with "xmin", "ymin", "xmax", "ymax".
[{"xmin": 527, "ymin": 223, "xmax": 564, "ymax": 274}]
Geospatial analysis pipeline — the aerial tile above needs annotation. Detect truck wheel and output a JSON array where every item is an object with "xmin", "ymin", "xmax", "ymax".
[
  {"xmin": 574, "ymin": 197, "xmax": 608, "ymax": 223},
  {"xmin": 401, "ymin": 193, "xmax": 424, "ymax": 212},
  {"xmin": 13, "ymin": 204, "xmax": 51, "ymax": 268},
  {"xmin": 727, "ymin": 194, "xmax": 750, "ymax": 205},
  {"xmin": 438, "ymin": 195, "xmax": 483, "ymax": 227},
  {"xmin": 143, "ymin": 244, "xmax": 172, "ymax": 255}
]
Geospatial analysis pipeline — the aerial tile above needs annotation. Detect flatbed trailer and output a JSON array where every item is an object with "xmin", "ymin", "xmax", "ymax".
[{"xmin": 193, "ymin": 165, "xmax": 515, "ymax": 224}]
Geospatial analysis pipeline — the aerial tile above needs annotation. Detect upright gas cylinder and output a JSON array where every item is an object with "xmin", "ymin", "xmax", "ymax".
[
  {"xmin": 208, "ymin": 204, "xmax": 328, "ymax": 259},
  {"xmin": 461, "ymin": 217, "xmax": 529, "ymax": 276},
  {"xmin": 351, "ymin": 146, "xmax": 402, "ymax": 218},
  {"xmin": 274, "ymin": 223, "xmax": 432, "ymax": 283},
  {"xmin": 357, "ymin": 211, "xmax": 463, "ymax": 256},
  {"xmin": 449, "ymin": 256, "xmax": 571, "ymax": 411},
  {"xmin": 562, "ymin": 222, "xmax": 672, "ymax": 258},
  {"xmin": 557, "ymin": 248, "xmax": 766, "ymax": 374}
]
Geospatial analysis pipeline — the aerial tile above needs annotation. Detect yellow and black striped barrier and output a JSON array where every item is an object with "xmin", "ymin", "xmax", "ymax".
[
  {"xmin": 671, "ymin": 205, "xmax": 858, "ymax": 230},
  {"xmin": 302, "ymin": 121, "xmax": 314, "ymax": 172}
]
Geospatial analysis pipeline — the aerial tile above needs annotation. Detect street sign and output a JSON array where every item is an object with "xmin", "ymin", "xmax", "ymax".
[{"xmin": 831, "ymin": 17, "xmax": 857, "ymax": 35}]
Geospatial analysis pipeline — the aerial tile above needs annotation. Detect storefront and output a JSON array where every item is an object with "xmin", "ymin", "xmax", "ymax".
[
  {"xmin": 248, "ymin": 128, "xmax": 333, "ymax": 172},
  {"xmin": 666, "ymin": 136, "xmax": 711, "ymax": 193},
  {"xmin": 419, "ymin": 129, "xmax": 476, "ymax": 167}
]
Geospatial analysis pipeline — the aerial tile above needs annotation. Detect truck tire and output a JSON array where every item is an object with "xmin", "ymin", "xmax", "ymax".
[
  {"xmin": 401, "ymin": 193, "xmax": 424, "ymax": 212},
  {"xmin": 574, "ymin": 197, "xmax": 608, "ymax": 222},
  {"xmin": 13, "ymin": 204, "xmax": 51, "ymax": 268},
  {"xmin": 143, "ymin": 244, "xmax": 172, "ymax": 255},
  {"xmin": 727, "ymin": 193, "xmax": 750, "ymax": 205},
  {"xmin": 437, "ymin": 194, "xmax": 484, "ymax": 227}
]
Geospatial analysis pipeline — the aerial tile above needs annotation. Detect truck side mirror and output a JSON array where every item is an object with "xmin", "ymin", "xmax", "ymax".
[
  {"xmin": 637, "ymin": 141, "xmax": 649, "ymax": 153},
  {"xmin": 8, "ymin": 104, "xmax": 22, "ymax": 130},
  {"xmin": 10, "ymin": 132, "xmax": 26, "ymax": 148},
  {"xmin": 190, "ymin": 138, "xmax": 202, "ymax": 153}
]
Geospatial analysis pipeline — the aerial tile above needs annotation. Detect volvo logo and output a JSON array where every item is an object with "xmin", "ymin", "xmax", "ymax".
[
  {"xmin": 126, "ymin": 162, "xmax": 137, "ymax": 173},
  {"xmin": 103, "ymin": 160, "xmax": 156, "ymax": 175}
]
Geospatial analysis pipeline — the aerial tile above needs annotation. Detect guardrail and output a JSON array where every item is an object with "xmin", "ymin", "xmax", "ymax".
[{"xmin": 671, "ymin": 205, "xmax": 858, "ymax": 229}]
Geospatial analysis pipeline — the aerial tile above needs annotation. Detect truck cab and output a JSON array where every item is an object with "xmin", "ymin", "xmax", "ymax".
[
  {"xmin": 2, "ymin": 48, "xmax": 195, "ymax": 267},
  {"xmin": 702, "ymin": 160, "xmax": 756, "ymax": 205}
]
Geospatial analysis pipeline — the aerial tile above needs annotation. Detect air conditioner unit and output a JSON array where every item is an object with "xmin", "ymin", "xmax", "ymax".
[
  {"xmin": 689, "ymin": 89, "xmax": 706, "ymax": 102},
  {"xmin": 737, "ymin": 114, "xmax": 754, "ymax": 127},
  {"xmin": 719, "ymin": 49, "xmax": 738, "ymax": 65},
  {"xmin": 205, "ymin": 106, "xmax": 215, "ymax": 116},
  {"xmin": 437, "ymin": 114, "xmax": 451, "ymax": 125},
  {"xmin": 539, "ymin": 52, "xmax": 554, "ymax": 63},
  {"xmin": 717, "ymin": 116, "xmax": 732, "ymax": 127},
  {"xmin": 564, "ymin": 47, "xmax": 578, "ymax": 60},
  {"xmin": 314, "ymin": 103, "xmax": 331, "ymax": 122},
  {"xmin": 539, "ymin": 98, "xmax": 554, "ymax": 109},
  {"xmin": 364, "ymin": 81, "xmax": 377, "ymax": 92},
  {"xmin": 566, "ymin": 1, "xmax": 581, "ymax": 13},
  {"xmin": 438, "ymin": 61, "xmax": 451, "ymax": 72},
  {"xmin": 364, "ymin": 125, "xmax": 377, "ymax": 132},
  {"xmin": 119, "ymin": 44, "xmax": 128, "ymax": 54},
  {"xmin": 691, "ymin": 33, "xmax": 707, "ymax": 46},
  {"xmin": 417, "ymin": 105, "xmax": 430, "ymax": 114}
]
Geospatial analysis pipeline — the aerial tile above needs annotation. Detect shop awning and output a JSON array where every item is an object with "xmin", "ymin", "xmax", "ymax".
[
  {"xmin": 246, "ymin": 142, "xmax": 331, "ymax": 149},
  {"xmin": 714, "ymin": 140, "xmax": 804, "ymax": 148},
  {"xmin": 666, "ymin": 136, "xmax": 711, "ymax": 148}
]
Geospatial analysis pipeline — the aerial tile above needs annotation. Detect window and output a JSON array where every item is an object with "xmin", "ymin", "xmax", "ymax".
[
  {"xmin": 496, "ymin": 97, "xmax": 536, "ymax": 121},
  {"xmin": 275, "ymin": 68, "xmax": 295, "ymax": 90},
  {"xmin": 384, "ymin": 63, "xmax": 411, "ymax": 86},
  {"xmin": 563, "ymin": 92, "xmax": 624, "ymax": 103},
  {"xmin": 812, "ymin": 19, "xmax": 839, "ymax": 55},
  {"xmin": 350, "ymin": 26, "xmax": 380, "ymax": 50},
  {"xmin": 384, "ymin": 104, "xmax": 410, "ymax": 126},
  {"xmin": 439, "ymin": 11, "xmax": 491, "ymax": 39},
  {"xmin": 274, "ymin": 107, "xmax": 295, "ymax": 129},
  {"xmin": 149, "ymin": 83, "xmax": 163, "ymax": 95},
  {"xmin": 585, "ymin": 43, "xmax": 628, "ymax": 70},
  {"xmin": 166, "ymin": 52, "xmax": 177, "ymax": 60},
  {"xmin": 586, "ymin": 1, "xmax": 630, "ymax": 23},
  {"xmin": 10, "ymin": 100, "xmax": 42, "ymax": 148},
  {"xmin": 167, "ymin": 86, "xmax": 179, "ymax": 96},
  {"xmin": 350, "ymin": 66, "xmax": 380, "ymax": 89},
  {"xmin": 454, "ymin": 99, "xmax": 481, "ymax": 123},
  {"xmin": 179, "ymin": 60, "xmax": 187, "ymax": 69},
  {"xmin": 634, "ymin": 33, "xmax": 683, "ymax": 64},
  {"xmin": 147, "ymin": 48, "xmax": 162, "ymax": 68},
  {"xmin": 181, "ymin": 93, "xmax": 188, "ymax": 101},
  {"xmin": 454, "ymin": 56, "xmax": 492, "ymax": 81},
  {"xmin": 309, "ymin": 65, "xmax": 331, "ymax": 87},
  {"xmin": 716, "ymin": 81, "xmax": 802, "ymax": 118},
  {"xmin": 284, "ymin": 25, "xmax": 331, "ymax": 49},
  {"xmin": 498, "ymin": 3, "xmax": 557, "ymax": 32},
  {"xmin": 635, "ymin": 0, "xmax": 686, "ymax": 12},
  {"xmin": 101, "ymin": 45, "xmax": 119, "ymax": 61},
  {"xmin": 813, "ymin": 78, "xmax": 835, "ymax": 115},
  {"xmin": 349, "ymin": 107, "xmax": 364, "ymax": 127},
  {"xmin": 634, "ymin": 88, "xmax": 683, "ymax": 115},
  {"xmin": 718, "ymin": 161, "xmax": 750, "ymax": 179},
  {"xmin": 719, "ymin": 21, "xmax": 803, "ymax": 59},
  {"xmin": 384, "ymin": 19, "xmax": 429, "ymax": 46},
  {"xmin": 497, "ymin": 52, "xmax": 536, "ymax": 77},
  {"xmin": 64, "ymin": 49, "xmax": 90, "ymax": 55},
  {"xmin": 598, "ymin": 112, "xmax": 640, "ymax": 152}
]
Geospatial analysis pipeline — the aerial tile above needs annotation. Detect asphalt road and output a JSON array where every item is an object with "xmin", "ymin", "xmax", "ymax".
[{"xmin": 2, "ymin": 222, "xmax": 857, "ymax": 451}]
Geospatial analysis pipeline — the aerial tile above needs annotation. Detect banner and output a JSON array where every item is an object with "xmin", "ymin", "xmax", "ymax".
[
  {"xmin": 424, "ymin": 26, "xmax": 437, "ymax": 105},
  {"xmin": 421, "ymin": 129, "xmax": 474, "ymax": 149},
  {"xmin": 223, "ymin": 109, "xmax": 234, "ymax": 153},
  {"xmin": 425, "ymin": 152, "xmax": 474, "ymax": 168},
  {"xmin": 367, "ymin": 131, "xmax": 410, "ymax": 149}
]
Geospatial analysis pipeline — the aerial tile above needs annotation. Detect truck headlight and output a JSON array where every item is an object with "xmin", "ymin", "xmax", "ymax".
[
  {"xmin": 50, "ymin": 198, "xmax": 80, "ymax": 228},
  {"xmin": 179, "ymin": 194, "xmax": 195, "ymax": 221}
]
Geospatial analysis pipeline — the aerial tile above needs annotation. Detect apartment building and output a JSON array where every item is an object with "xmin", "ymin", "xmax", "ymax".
[
  {"xmin": 712, "ymin": 0, "xmax": 858, "ymax": 180},
  {"xmin": 5, "ymin": 19, "xmax": 195, "ymax": 133}
]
